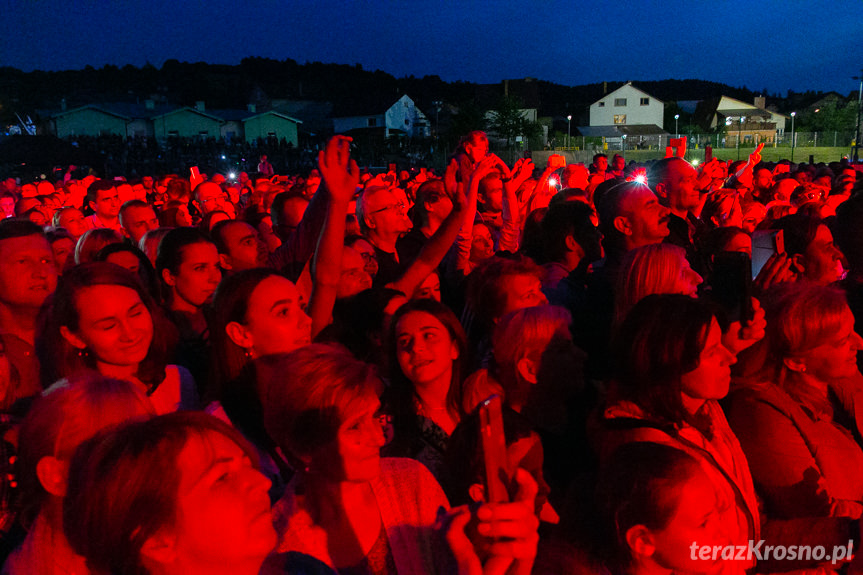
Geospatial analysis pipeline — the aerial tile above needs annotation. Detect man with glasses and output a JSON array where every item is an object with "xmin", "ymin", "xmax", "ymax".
[
  {"xmin": 193, "ymin": 181, "xmax": 232, "ymax": 218},
  {"xmin": 357, "ymin": 184, "xmax": 413, "ymax": 287}
]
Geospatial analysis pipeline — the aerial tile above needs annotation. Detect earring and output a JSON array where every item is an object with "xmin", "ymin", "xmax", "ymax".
[{"xmin": 77, "ymin": 348, "xmax": 89, "ymax": 358}]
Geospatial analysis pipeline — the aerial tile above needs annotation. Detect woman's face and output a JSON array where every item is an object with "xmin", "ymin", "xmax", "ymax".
[
  {"xmin": 722, "ymin": 232, "xmax": 752, "ymax": 258},
  {"xmin": 51, "ymin": 238, "xmax": 75, "ymax": 273},
  {"xmin": 65, "ymin": 285, "xmax": 154, "ymax": 369},
  {"xmin": 242, "ymin": 276, "xmax": 311, "ymax": 357},
  {"xmin": 800, "ymin": 225, "xmax": 845, "ymax": 286},
  {"xmin": 167, "ymin": 242, "xmax": 221, "ymax": 309},
  {"xmin": 412, "ymin": 272, "xmax": 441, "ymax": 302},
  {"xmin": 470, "ymin": 224, "xmax": 495, "ymax": 263},
  {"xmin": 680, "ymin": 319, "xmax": 736, "ymax": 404},
  {"xmin": 395, "ymin": 310, "xmax": 458, "ymax": 388},
  {"xmin": 256, "ymin": 216, "xmax": 281, "ymax": 253},
  {"xmin": 314, "ymin": 395, "xmax": 385, "ymax": 483},
  {"xmin": 176, "ymin": 205, "xmax": 193, "ymax": 227},
  {"xmin": 639, "ymin": 467, "xmax": 730, "ymax": 575},
  {"xmin": 799, "ymin": 307, "xmax": 863, "ymax": 382},
  {"xmin": 671, "ymin": 255, "xmax": 703, "ymax": 298},
  {"xmin": 169, "ymin": 431, "xmax": 276, "ymax": 568}
]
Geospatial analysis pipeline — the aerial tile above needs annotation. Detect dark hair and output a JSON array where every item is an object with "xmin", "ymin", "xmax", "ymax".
[
  {"xmin": 270, "ymin": 190, "xmax": 308, "ymax": 228},
  {"xmin": 385, "ymin": 299, "xmax": 469, "ymax": 449},
  {"xmin": 834, "ymin": 193, "xmax": 863, "ymax": 274},
  {"xmin": 324, "ymin": 287, "xmax": 406, "ymax": 363},
  {"xmin": 541, "ymin": 201, "xmax": 598, "ymax": 264},
  {"xmin": 612, "ymin": 294, "xmax": 718, "ymax": 427},
  {"xmin": 85, "ymin": 179, "xmax": 115, "ymax": 207},
  {"xmin": 155, "ymin": 227, "xmax": 213, "ymax": 287},
  {"xmin": 118, "ymin": 199, "xmax": 151, "ymax": 229},
  {"xmin": 0, "ymin": 218, "xmax": 43, "ymax": 244},
  {"xmin": 93, "ymin": 243, "xmax": 160, "ymax": 303},
  {"xmin": 595, "ymin": 442, "xmax": 702, "ymax": 570},
  {"xmin": 596, "ymin": 181, "xmax": 649, "ymax": 250},
  {"xmin": 772, "ymin": 213, "xmax": 822, "ymax": 257},
  {"xmin": 36, "ymin": 262, "xmax": 169, "ymax": 389},
  {"xmin": 198, "ymin": 209, "xmax": 230, "ymax": 234},
  {"xmin": 64, "ymin": 412, "xmax": 258, "ymax": 575}
]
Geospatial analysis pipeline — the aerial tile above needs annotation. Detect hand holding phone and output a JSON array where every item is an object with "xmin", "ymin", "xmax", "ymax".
[{"xmin": 479, "ymin": 395, "xmax": 510, "ymax": 503}]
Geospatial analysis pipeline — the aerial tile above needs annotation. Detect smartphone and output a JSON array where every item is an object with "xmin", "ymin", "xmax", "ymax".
[
  {"xmin": 478, "ymin": 395, "xmax": 510, "ymax": 503},
  {"xmin": 190, "ymin": 166, "xmax": 200, "ymax": 180},
  {"xmin": 710, "ymin": 251, "xmax": 754, "ymax": 323},
  {"xmin": 547, "ymin": 154, "xmax": 566, "ymax": 170},
  {"xmin": 751, "ymin": 229, "xmax": 785, "ymax": 279}
]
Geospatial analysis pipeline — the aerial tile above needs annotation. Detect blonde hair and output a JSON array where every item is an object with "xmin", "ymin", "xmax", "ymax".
[
  {"xmin": 491, "ymin": 305, "xmax": 572, "ymax": 401},
  {"xmin": 736, "ymin": 282, "xmax": 850, "ymax": 419},
  {"xmin": 615, "ymin": 243, "xmax": 689, "ymax": 325}
]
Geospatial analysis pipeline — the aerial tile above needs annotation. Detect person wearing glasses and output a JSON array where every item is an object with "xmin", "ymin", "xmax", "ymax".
[
  {"xmin": 192, "ymin": 181, "xmax": 233, "ymax": 219},
  {"xmin": 357, "ymin": 183, "xmax": 414, "ymax": 287}
]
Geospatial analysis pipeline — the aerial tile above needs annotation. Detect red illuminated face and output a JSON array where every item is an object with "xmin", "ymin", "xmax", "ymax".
[
  {"xmin": 51, "ymin": 237, "xmax": 75, "ymax": 273},
  {"xmin": 337, "ymin": 247, "xmax": 373, "ymax": 299},
  {"xmin": 90, "ymin": 187, "xmax": 120, "ymax": 219},
  {"xmin": 670, "ymin": 256, "xmax": 703, "ymax": 298},
  {"xmin": 594, "ymin": 156, "xmax": 608, "ymax": 172},
  {"xmin": 470, "ymin": 223, "xmax": 495, "ymax": 263},
  {"xmin": 0, "ymin": 233, "xmax": 58, "ymax": 309},
  {"xmin": 164, "ymin": 242, "xmax": 221, "ymax": 310},
  {"xmin": 412, "ymin": 272, "xmax": 441, "ymax": 302},
  {"xmin": 465, "ymin": 136, "xmax": 489, "ymax": 164},
  {"xmin": 395, "ymin": 310, "xmax": 458, "ymax": 389},
  {"xmin": 220, "ymin": 221, "xmax": 268, "ymax": 272},
  {"xmin": 499, "ymin": 274, "xmax": 547, "ymax": 319},
  {"xmin": 58, "ymin": 208, "xmax": 89, "ymax": 239},
  {"xmin": 622, "ymin": 186, "xmax": 670, "ymax": 246},
  {"xmin": 312, "ymin": 395, "xmax": 385, "ymax": 483},
  {"xmin": 798, "ymin": 225, "xmax": 845, "ymax": 286},
  {"xmin": 638, "ymin": 467, "xmax": 730, "ymax": 575},
  {"xmin": 799, "ymin": 307, "xmax": 862, "ymax": 382},
  {"xmin": 62, "ymin": 284, "xmax": 154, "ymax": 371},
  {"xmin": 238, "ymin": 275, "xmax": 311, "ymax": 357},
  {"xmin": 680, "ymin": 320, "xmax": 736, "ymax": 405},
  {"xmin": 122, "ymin": 206, "xmax": 159, "ymax": 245},
  {"xmin": 167, "ymin": 431, "xmax": 276, "ymax": 570},
  {"xmin": 663, "ymin": 159, "xmax": 700, "ymax": 212}
]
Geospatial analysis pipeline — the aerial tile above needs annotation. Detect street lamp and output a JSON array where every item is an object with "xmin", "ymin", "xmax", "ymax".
[
  {"xmin": 567, "ymin": 115, "xmax": 572, "ymax": 150},
  {"xmin": 674, "ymin": 114, "xmax": 679, "ymax": 138},
  {"xmin": 790, "ymin": 112, "xmax": 796, "ymax": 162},
  {"xmin": 737, "ymin": 116, "xmax": 745, "ymax": 160},
  {"xmin": 621, "ymin": 134, "xmax": 627, "ymax": 161},
  {"xmin": 853, "ymin": 73, "xmax": 863, "ymax": 162}
]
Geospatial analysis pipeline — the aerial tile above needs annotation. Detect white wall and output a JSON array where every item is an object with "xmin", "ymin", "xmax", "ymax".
[{"xmin": 590, "ymin": 84, "xmax": 664, "ymax": 128}]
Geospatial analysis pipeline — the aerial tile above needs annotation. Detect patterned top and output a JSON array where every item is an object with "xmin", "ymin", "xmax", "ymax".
[{"xmin": 337, "ymin": 525, "xmax": 397, "ymax": 575}]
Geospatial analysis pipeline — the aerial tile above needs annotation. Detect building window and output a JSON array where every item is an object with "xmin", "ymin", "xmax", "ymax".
[
  {"xmin": 168, "ymin": 130, "xmax": 179, "ymax": 138},
  {"xmin": 199, "ymin": 131, "xmax": 208, "ymax": 137},
  {"xmin": 614, "ymin": 98, "xmax": 627, "ymax": 107},
  {"xmin": 640, "ymin": 97, "xmax": 650, "ymax": 105},
  {"xmin": 404, "ymin": 119, "xmax": 410, "ymax": 126},
  {"xmin": 368, "ymin": 118, "xmax": 377, "ymax": 127},
  {"xmin": 614, "ymin": 115, "xmax": 627, "ymax": 124},
  {"xmin": 598, "ymin": 102, "xmax": 605, "ymax": 107},
  {"xmin": 268, "ymin": 132, "xmax": 276, "ymax": 137}
]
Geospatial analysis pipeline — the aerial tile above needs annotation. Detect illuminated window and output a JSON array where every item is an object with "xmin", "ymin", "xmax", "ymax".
[
  {"xmin": 614, "ymin": 115, "xmax": 627, "ymax": 124},
  {"xmin": 614, "ymin": 98, "xmax": 627, "ymax": 106},
  {"xmin": 368, "ymin": 118, "xmax": 377, "ymax": 127},
  {"xmin": 640, "ymin": 97, "xmax": 650, "ymax": 105}
]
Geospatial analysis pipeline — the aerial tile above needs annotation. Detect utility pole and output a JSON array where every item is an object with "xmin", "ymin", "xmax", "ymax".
[{"xmin": 853, "ymin": 72, "xmax": 863, "ymax": 162}]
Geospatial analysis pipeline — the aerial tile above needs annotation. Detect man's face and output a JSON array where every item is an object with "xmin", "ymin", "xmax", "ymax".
[
  {"xmin": 479, "ymin": 174, "xmax": 504, "ymax": 214},
  {"xmin": 754, "ymin": 168, "xmax": 773, "ymax": 192},
  {"xmin": 196, "ymin": 182, "xmax": 230, "ymax": 216},
  {"xmin": 91, "ymin": 187, "xmax": 120, "ymax": 219},
  {"xmin": 141, "ymin": 176, "xmax": 154, "ymax": 190},
  {"xmin": 220, "ymin": 221, "xmax": 269, "ymax": 272},
  {"xmin": 364, "ymin": 187, "xmax": 412, "ymax": 237},
  {"xmin": 563, "ymin": 165, "xmax": 589, "ymax": 190},
  {"xmin": 122, "ymin": 205, "xmax": 160, "ymax": 244},
  {"xmin": 662, "ymin": 159, "xmax": 700, "ymax": 212},
  {"xmin": 593, "ymin": 157, "xmax": 608, "ymax": 172},
  {"xmin": 0, "ymin": 197, "xmax": 14, "ymax": 218},
  {"xmin": 622, "ymin": 186, "xmax": 670, "ymax": 247},
  {"xmin": 0, "ymin": 234, "xmax": 58, "ymax": 309},
  {"xmin": 612, "ymin": 156, "xmax": 625, "ymax": 172}
]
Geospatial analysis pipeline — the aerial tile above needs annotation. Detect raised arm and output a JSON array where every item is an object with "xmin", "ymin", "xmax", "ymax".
[{"xmin": 308, "ymin": 135, "xmax": 359, "ymax": 337}]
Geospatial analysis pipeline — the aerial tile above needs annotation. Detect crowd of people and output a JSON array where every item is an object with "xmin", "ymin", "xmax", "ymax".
[{"xmin": 0, "ymin": 129, "xmax": 861, "ymax": 574}]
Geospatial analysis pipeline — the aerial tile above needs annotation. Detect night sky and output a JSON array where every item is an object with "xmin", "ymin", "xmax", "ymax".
[{"xmin": 4, "ymin": 0, "xmax": 862, "ymax": 95}]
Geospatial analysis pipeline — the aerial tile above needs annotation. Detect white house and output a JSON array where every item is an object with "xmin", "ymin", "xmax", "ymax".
[
  {"xmin": 332, "ymin": 94, "xmax": 430, "ymax": 138},
  {"xmin": 589, "ymin": 83, "xmax": 664, "ymax": 129}
]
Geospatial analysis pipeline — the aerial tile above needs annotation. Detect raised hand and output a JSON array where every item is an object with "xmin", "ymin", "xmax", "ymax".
[
  {"xmin": 317, "ymin": 135, "xmax": 359, "ymax": 203},
  {"xmin": 749, "ymin": 142, "xmax": 765, "ymax": 166}
]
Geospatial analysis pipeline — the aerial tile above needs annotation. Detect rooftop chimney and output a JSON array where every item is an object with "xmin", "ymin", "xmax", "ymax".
[{"xmin": 754, "ymin": 96, "xmax": 766, "ymax": 109}]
